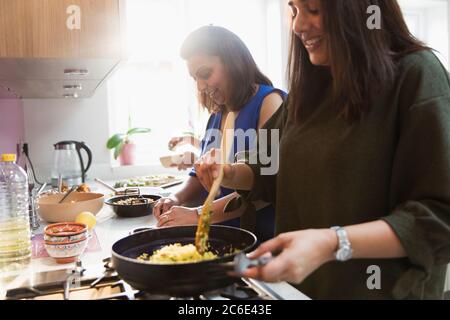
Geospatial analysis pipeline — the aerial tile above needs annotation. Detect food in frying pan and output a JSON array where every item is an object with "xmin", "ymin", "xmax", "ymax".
[
  {"xmin": 113, "ymin": 197, "xmax": 155, "ymax": 206},
  {"xmin": 138, "ymin": 243, "xmax": 217, "ymax": 264}
]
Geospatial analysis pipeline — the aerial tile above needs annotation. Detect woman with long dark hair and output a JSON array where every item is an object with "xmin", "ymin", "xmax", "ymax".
[
  {"xmin": 153, "ymin": 26, "xmax": 286, "ymax": 242},
  {"xmin": 195, "ymin": 0, "xmax": 450, "ymax": 299}
]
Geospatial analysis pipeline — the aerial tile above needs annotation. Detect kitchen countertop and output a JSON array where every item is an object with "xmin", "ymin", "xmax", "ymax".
[{"xmin": 1, "ymin": 179, "xmax": 310, "ymax": 300}]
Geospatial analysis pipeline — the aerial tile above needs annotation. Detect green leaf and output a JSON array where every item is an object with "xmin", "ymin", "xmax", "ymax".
[
  {"xmin": 126, "ymin": 127, "xmax": 151, "ymax": 136},
  {"xmin": 107, "ymin": 134, "xmax": 126, "ymax": 149},
  {"xmin": 113, "ymin": 142, "xmax": 125, "ymax": 160}
]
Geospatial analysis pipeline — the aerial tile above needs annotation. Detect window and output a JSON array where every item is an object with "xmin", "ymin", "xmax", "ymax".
[
  {"xmin": 403, "ymin": 11, "xmax": 424, "ymax": 39},
  {"xmin": 398, "ymin": 0, "xmax": 449, "ymax": 68},
  {"xmin": 108, "ymin": 0, "xmax": 286, "ymax": 166}
]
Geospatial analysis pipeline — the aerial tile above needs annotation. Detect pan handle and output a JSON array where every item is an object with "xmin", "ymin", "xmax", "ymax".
[
  {"xmin": 128, "ymin": 226, "xmax": 156, "ymax": 235},
  {"xmin": 220, "ymin": 252, "xmax": 273, "ymax": 276},
  {"xmin": 233, "ymin": 252, "xmax": 272, "ymax": 275},
  {"xmin": 94, "ymin": 178, "xmax": 118, "ymax": 193}
]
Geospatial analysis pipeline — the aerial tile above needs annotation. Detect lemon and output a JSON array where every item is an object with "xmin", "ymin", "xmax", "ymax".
[{"xmin": 75, "ymin": 211, "xmax": 97, "ymax": 230}]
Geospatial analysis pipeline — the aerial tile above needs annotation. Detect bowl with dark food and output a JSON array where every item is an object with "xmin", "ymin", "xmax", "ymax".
[{"xmin": 105, "ymin": 195, "xmax": 161, "ymax": 218}]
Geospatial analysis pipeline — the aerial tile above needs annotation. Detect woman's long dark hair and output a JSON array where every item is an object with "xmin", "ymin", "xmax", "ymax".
[
  {"xmin": 288, "ymin": 0, "xmax": 428, "ymax": 121},
  {"xmin": 180, "ymin": 25, "xmax": 273, "ymax": 113}
]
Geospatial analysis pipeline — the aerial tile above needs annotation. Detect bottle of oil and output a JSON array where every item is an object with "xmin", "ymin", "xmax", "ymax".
[{"xmin": 0, "ymin": 154, "xmax": 32, "ymax": 279}]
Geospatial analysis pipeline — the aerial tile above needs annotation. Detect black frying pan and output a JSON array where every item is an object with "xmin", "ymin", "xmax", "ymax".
[
  {"xmin": 105, "ymin": 194, "xmax": 161, "ymax": 218},
  {"xmin": 111, "ymin": 225, "xmax": 257, "ymax": 297}
]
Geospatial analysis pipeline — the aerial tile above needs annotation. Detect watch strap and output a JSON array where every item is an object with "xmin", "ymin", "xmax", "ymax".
[{"xmin": 331, "ymin": 226, "xmax": 353, "ymax": 261}]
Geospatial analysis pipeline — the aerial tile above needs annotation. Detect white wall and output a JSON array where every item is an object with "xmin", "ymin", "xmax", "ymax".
[
  {"xmin": 0, "ymin": 98, "xmax": 25, "ymax": 155},
  {"xmin": 23, "ymin": 84, "xmax": 110, "ymax": 182},
  {"xmin": 22, "ymin": 84, "xmax": 178, "ymax": 183}
]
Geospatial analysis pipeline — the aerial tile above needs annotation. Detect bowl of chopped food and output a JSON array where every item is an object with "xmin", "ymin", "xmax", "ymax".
[
  {"xmin": 105, "ymin": 194, "xmax": 161, "ymax": 218},
  {"xmin": 37, "ymin": 192, "xmax": 104, "ymax": 223}
]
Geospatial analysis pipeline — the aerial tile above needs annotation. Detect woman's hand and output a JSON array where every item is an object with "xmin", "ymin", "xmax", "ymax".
[
  {"xmin": 157, "ymin": 206, "xmax": 198, "ymax": 227},
  {"xmin": 168, "ymin": 135, "xmax": 200, "ymax": 151},
  {"xmin": 168, "ymin": 136, "xmax": 185, "ymax": 151},
  {"xmin": 242, "ymin": 229, "xmax": 338, "ymax": 284},
  {"xmin": 194, "ymin": 148, "xmax": 235, "ymax": 191},
  {"xmin": 170, "ymin": 151, "xmax": 198, "ymax": 171},
  {"xmin": 152, "ymin": 195, "xmax": 180, "ymax": 219}
]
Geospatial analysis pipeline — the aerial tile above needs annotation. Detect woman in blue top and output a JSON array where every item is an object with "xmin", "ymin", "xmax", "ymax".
[{"xmin": 153, "ymin": 26, "xmax": 286, "ymax": 242}]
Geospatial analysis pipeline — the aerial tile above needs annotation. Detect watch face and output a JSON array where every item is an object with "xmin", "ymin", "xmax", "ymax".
[{"xmin": 336, "ymin": 246, "xmax": 352, "ymax": 261}]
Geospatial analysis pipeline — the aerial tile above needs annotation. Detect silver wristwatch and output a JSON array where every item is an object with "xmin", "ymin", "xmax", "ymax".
[{"xmin": 330, "ymin": 226, "xmax": 353, "ymax": 261}]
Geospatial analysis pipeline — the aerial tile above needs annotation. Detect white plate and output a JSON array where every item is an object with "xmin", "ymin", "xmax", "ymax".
[{"xmin": 115, "ymin": 186, "xmax": 164, "ymax": 196}]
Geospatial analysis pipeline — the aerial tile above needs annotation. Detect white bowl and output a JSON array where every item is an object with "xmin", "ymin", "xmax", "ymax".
[
  {"xmin": 44, "ymin": 237, "xmax": 88, "ymax": 264},
  {"xmin": 37, "ymin": 192, "xmax": 104, "ymax": 223}
]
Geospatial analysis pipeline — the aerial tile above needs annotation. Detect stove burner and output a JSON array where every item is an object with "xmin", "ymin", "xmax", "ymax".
[
  {"xmin": 89, "ymin": 257, "xmax": 115, "ymax": 288},
  {"xmin": 5, "ymin": 258, "xmax": 277, "ymax": 300},
  {"xmin": 218, "ymin": 281, "xmax": 262, "ymax": 300},
  {"xmin": 135, "ymin": 279, "xmax": 271, "ymax": 301}
]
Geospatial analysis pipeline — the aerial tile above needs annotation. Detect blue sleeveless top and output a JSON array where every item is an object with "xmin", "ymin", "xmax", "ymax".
[{"xmin": 189, "ymin": 84, "xmax": 287, "ymax": 242}]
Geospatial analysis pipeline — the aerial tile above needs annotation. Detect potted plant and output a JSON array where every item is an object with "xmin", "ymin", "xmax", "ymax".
[{"xmin": 106, "ymin": 117, "xmax": 151, "ymax": 166}]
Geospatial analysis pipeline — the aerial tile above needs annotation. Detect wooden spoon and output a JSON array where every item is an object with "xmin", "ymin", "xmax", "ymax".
[{"xmin": 195, "ymin": 112, "xmax": 236, "ymax": 254}]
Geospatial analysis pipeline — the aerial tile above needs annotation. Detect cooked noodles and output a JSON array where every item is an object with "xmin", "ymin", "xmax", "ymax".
[{"xmin": 138, "ymin": 243, "xmax": 217, "ymax": 264}]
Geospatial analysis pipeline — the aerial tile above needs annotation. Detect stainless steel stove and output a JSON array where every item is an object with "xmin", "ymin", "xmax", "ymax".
[{"xmin": 4, "ymin": 258, "xmax": 309, "ymax": 300}]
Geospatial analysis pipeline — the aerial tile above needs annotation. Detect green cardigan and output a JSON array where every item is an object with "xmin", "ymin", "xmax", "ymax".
[{"xmin": 240, "ymin": 50, "xmax": 450, "ymax": 299}]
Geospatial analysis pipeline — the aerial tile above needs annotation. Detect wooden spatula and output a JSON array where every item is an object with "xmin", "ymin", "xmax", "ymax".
[{"xmin": 195, "ymin": 112, "xmax": 236, "ymax": 254}]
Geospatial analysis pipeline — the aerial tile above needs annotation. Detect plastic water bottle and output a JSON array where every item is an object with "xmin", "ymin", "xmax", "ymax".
[{"xmin": 0, "ymin": 154, "xmax": 32, "ymax": 279}]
